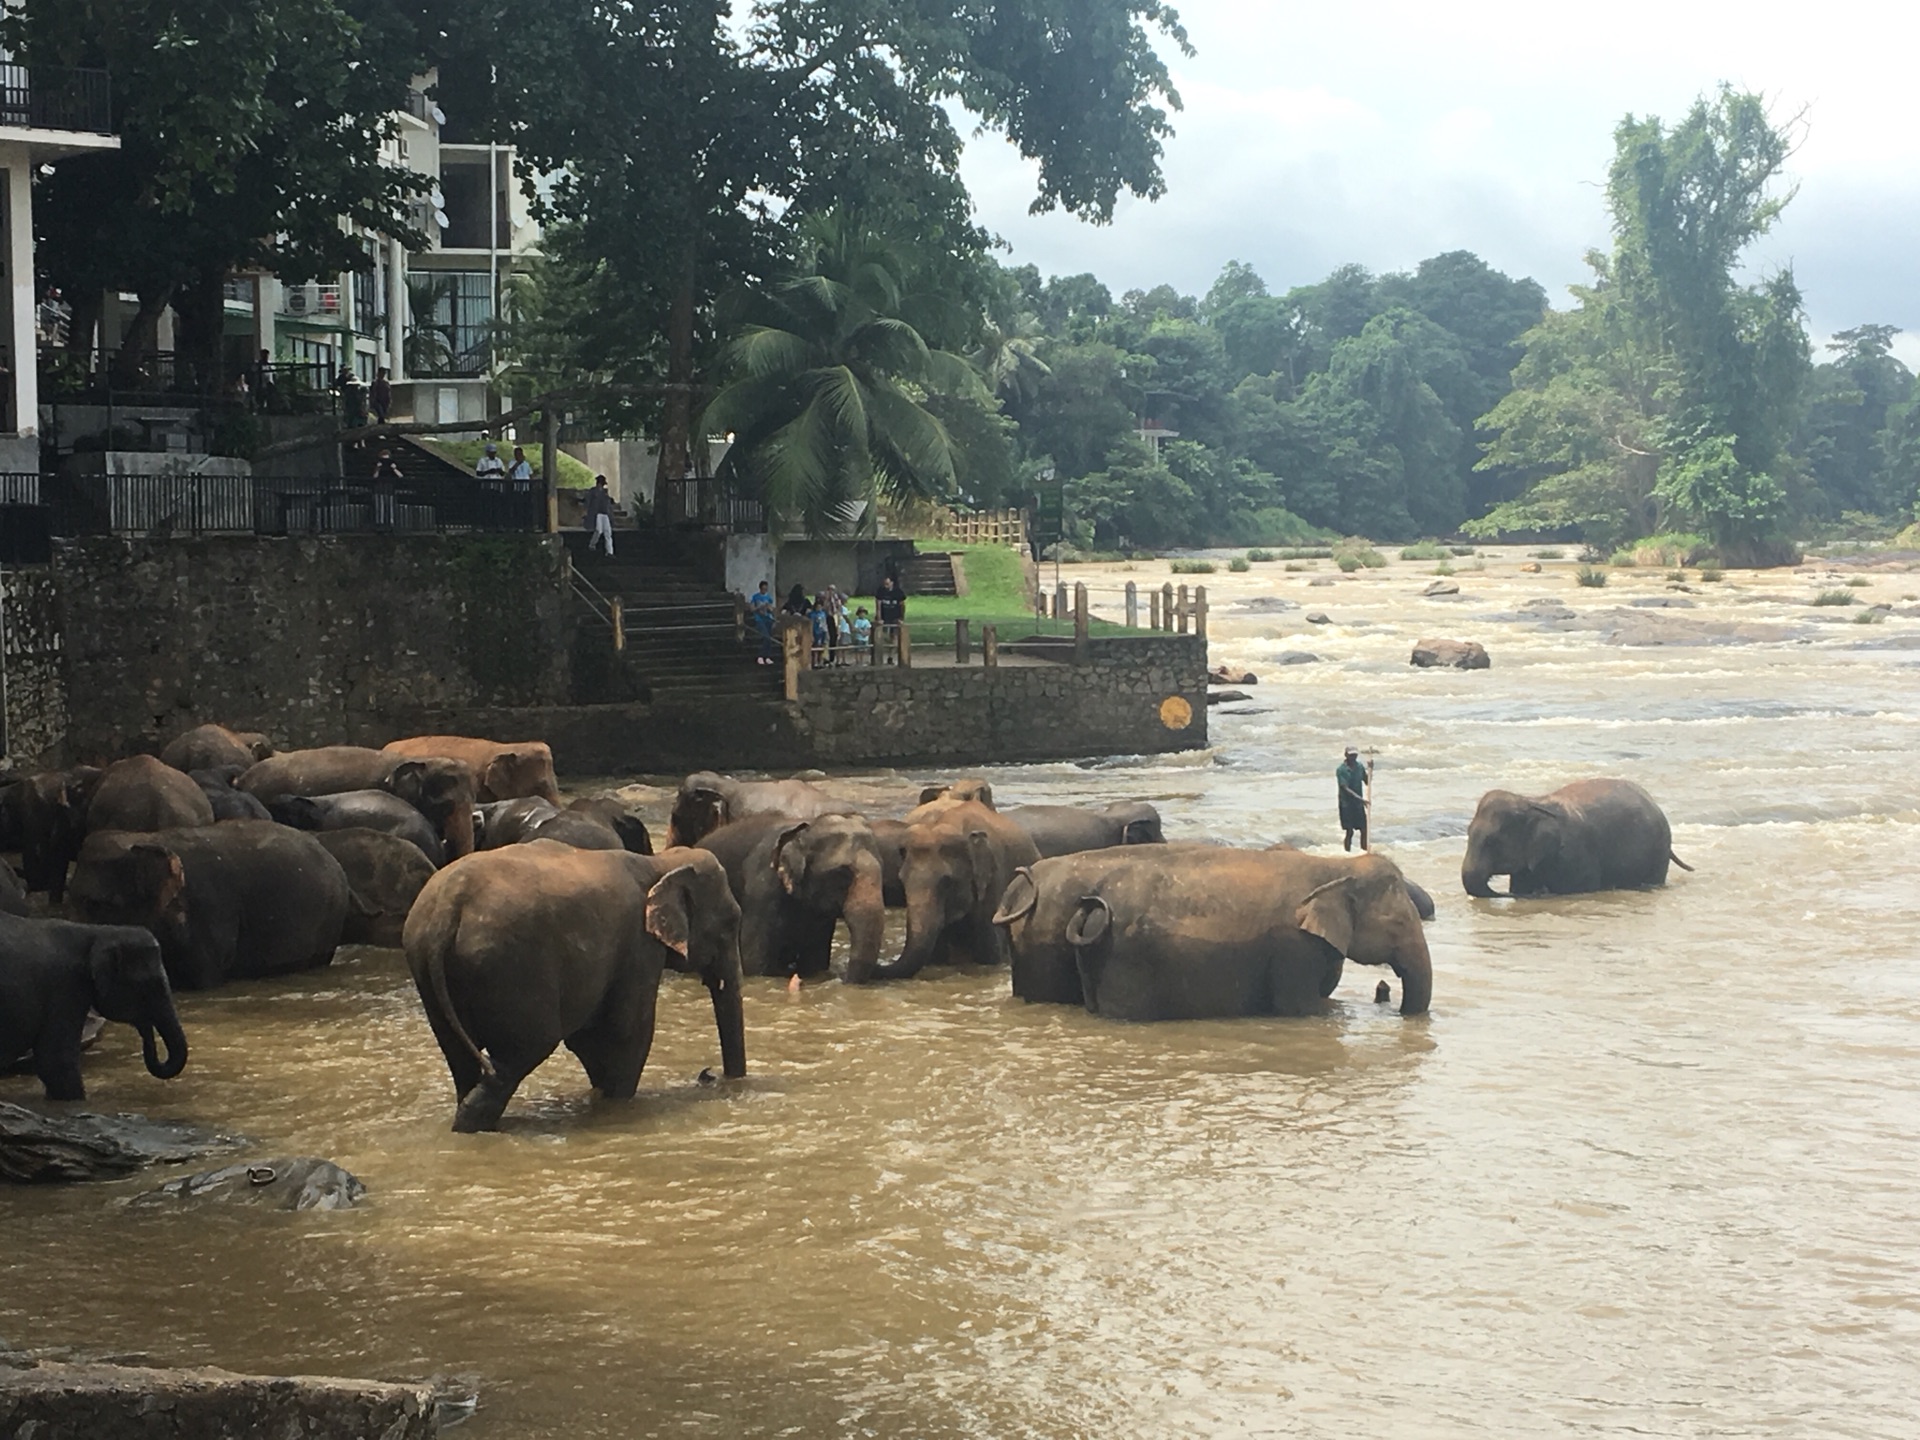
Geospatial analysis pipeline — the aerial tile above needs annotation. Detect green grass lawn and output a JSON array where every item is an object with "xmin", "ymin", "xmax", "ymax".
[
  {"xmin": 849, "ymin": 544, "xmax": 1125, "ymax": 637},
  {"xmin": 419, "ymin": 438, "xmax": 597, "ymax": 488}
]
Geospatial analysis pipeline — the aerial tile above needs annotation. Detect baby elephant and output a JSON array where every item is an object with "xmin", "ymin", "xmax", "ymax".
[
  {"xmin": 1461, "ymin": 778, "xmax": 1692, "ymax": 897},
  {"xmin": 0, "ymin": 913, "xmax": 188, "ymax": 1100}
]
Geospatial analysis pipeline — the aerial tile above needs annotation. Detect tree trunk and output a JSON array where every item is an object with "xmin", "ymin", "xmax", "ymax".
[
  {"xmin": 109, "ymin": 285, "xmax": 175, "ymax": 386},
  {"xmin": 171, "ymin": 270, "xmax": 228, "ymax": 395},
  {"xmin": 652, "ymin": 228, "xmax": 700, "ymax": 526}
]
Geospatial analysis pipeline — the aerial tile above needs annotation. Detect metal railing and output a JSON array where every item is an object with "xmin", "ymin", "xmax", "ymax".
[
  {"xmin": 654, "ymin": 477, "xmax": 766, "ymax": 534},
  {"xmin": 0, "ymin": 64, "xmax": 112, "ymax": 135},
  {"xmin": 40, "ymin": 348, "xmax": 338, "ymax": 414}
]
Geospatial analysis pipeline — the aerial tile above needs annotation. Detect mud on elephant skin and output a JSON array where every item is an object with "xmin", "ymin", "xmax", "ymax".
[
  {"xmin": 383, "ymin": 735, "xmax": 561, "ymax": 805},
  {"xmin": 666, "ymin": 771, "xmax": 856, "ymax": 848},
  {"xmin": 402, "ymin": 844, "xmax": 746, "ymax": 1132},
  {"xmin": 1064, "ymin": 847, "xmax": 1433, "ymax": 1021},
  {"xmin": 875, "ymin": 800, "xmax": 1040, "ymax": 980},
  {"xmin": 239, "ymin": 747, "xmax": 476, "ymax": 858},
  {"xmin": 68, "ymin": 821, "xmax": 352, "ymax": 991},
  {"xmin": 310, "ymin": 828, "xmax": 435, "ymax": 949},
  {"xmin": 1461, "ymin": 778, "xmax": 1691, "ymax": 897},
  {"xmin": 0, "ymin": 913, "xmax": 188, "ymax": 1100},
  {"xmin": 698, "ymin": 814, "xmax": 888, "ymax": 982}
]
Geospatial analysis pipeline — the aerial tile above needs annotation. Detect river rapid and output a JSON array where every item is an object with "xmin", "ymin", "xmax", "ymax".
[{"xmin": 5, "ymin": 546, "xmax": 1919, "ymax": 1437}]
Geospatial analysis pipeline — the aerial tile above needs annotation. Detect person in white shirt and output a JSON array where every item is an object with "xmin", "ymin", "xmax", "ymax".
[
  {"xmin": 474, "ymin": 443, "xmax": 506, "ymax": 482},
  {"xmin": 507, "ymin": 446, "xmax": 534, "ymax": 487}
]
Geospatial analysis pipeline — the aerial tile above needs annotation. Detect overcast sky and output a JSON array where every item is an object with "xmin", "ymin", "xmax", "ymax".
[{"xmin": 959, "ymin": 0, "xmax": 1920, "ymax": 366}]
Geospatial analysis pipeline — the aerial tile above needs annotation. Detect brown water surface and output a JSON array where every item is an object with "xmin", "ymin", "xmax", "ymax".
[{"xmin": 5, "ymin": 548, "xmax": 1919, "ymax": 1436}]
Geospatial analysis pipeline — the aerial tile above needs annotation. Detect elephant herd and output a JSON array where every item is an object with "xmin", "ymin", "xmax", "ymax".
[{"xmin": 0, "ymin": 722, "xmax": 1690, "ymax": 1135}]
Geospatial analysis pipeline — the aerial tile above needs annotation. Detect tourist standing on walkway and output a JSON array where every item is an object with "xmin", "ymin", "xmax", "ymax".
[
  {"xmin": 809, "ymin": 594, "xmax": 831, "ymax": 667},
  {"xmin": 851, "ymin": 606, "xmax": 873, "ymax": 663},
  {"xmin": 1337, "ymin": 745, "xmax": 1372, "ymax": 852},
  {"xmin": 371, "ymin": 448, "xmax": 404, "ymax": 532},
  {"xmin": 782, "ymin": 584, "xmax": 811, "ymax": 619},
  {"xmin": 369, "ymin": 368, "xmax": 393, "ymax": 424},
  {"xmin": 585, "ymin": 474, "xmax": 616, "ymax": 555},
  {"xmin": 748, "ymin": 581, "xmax": 778, "ymax": 665},
  {"xmin": 876, "ymin": 575, "xmax": 905, "ymax": 664},
  {"xmin": 507, "ymin": 446, "xmax": 534, "ymax": 490},
  {"xmin": 475, "ymin": 443, "xmax": 507, "ymax": 483},
  {"xmin": 335, "ymin": 366, "xmax": 367, "ymax": 428}
]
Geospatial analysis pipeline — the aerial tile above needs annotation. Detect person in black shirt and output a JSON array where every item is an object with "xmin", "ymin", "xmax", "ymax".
[{"xmin": 875, "ymin": 576, "xmax": 906, "ymax": 664}]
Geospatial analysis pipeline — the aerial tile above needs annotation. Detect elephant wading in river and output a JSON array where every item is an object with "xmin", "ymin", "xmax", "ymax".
[
  {"xmin": 382, "ymin": 736, "xmax": 560, "ymax": 805},
  {"xmin": 698, "ymin": 814, "xmax": 887, "ymax": 982},
  {"xmin": 240, "ymin": 747, "xmax": 476, "ymax": 858},
  {"xmin": 88, "ymin": 755, "xmax": 216, "ymax": 833},
  {"xmin": 1003, "ymin": 802, "xmax": 1164, "ymax": 858},
  {"xmin": 1062, "ymin": 847, "xmax": 1433, "ymax": 1020},
  {"xmin": 403, "ymin": 844, "xmax": 746, "ymax": 1132},
  {"xmin": 0, "ymin": 913, "xmax": 188, "ymax": 1100},
  {"xmin": 68, "ymin": 821, "xmax": 351, "ymax": 990},
  {"xmin": 666, "ymin": 771, "xmax": 855, "ymax": 847},
  {"xmin": 1461, "ymin": 779, "xmax": 1691, "ymax": 897},
  {"xmin": 875, "ymin": 800, "xmax": 1040, "ymax": 979}
]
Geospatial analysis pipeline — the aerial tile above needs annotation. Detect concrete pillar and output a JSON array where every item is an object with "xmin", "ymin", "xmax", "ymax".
[
  {"xmin": 1053, "ymin": 582, "xmax": 1067, "ymax": 620},
  {"xmin": 955, "ymin": 618, "xmax": 970, "ymax": 664},
  {"xmin": 386, "ymin": 238, "xmax": 408, "ymax": 379},
  {"xmin": 250, "ymin": 275, "xmax": 274, "ymax": 370},
  {"xmin": 784, "ymin": 620, "xmax": 804, "ymax": 700},
  {"xmin": 982, "ymin": 624, "xmax": 998, "ymax": 668},
  {"xmin": 2, "ymin": 155, "xmax": 37, "ymax": 437},
  {"xmin": 1125, "ymin": 581, "xmax": 1138, "ymax": 628}
]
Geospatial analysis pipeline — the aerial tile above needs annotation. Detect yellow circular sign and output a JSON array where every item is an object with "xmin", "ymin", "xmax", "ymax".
[{"xmin": 1158, "ymin": 695, "xmax": 1194, "ymax": 730}]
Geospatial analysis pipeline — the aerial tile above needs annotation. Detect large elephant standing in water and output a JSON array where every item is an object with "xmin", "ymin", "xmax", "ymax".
[
  {"xmin": 1062, "ymin": 847, "xmax": 1432, "ymax": 1020},
  {"xmin": 697, "ymin": 813, "xmax": 887, "ymax": 982},
  {"xmin": 402, "ymin": 844, "xmax": 746, "ymax": 1132},
  {"xmin": 665, "ymin": 771, "xmax": 855, "ymax": 848},
  {"xmin": 1461, "ymin": 779, "xmax": 1690, "ymax": 897},
  {"xmin": 873, "ymin": 800, "xmax": 1039, "ymax": 979}
]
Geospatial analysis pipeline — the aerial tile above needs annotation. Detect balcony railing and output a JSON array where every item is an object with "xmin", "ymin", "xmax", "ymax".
[
  {"xmin": 0, "ymin": 64, "xmax": 112, "ymax": 135},
  {"xmin": 279, "ymin": 283, "xmax": 345, "ymax": 320},
  {"xmin": 39, "ymin": 346, "xmax": 338, "ymax": 414}
]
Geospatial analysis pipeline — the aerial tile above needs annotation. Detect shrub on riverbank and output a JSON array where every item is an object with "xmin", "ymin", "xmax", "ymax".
[
  {"xmin": 1247, "ymin": 549, "xmax": 1276, "ymax": 562},
  {"xmin": 1332, "ymin": 537, "xmax": 1387, "ymax": 573},
  {"xmin": 1575, "ymin": 565, "xmax": 1608, "ymax": 587},
  {"xmin": 1811, "ymin": 589, "xmax": 1855, "ymax": 605},
  {"xmin": 1228, "ymin": 557, "xmax": 1250, "ymax": 572},
  {"xmin": 1170, "ymin": 558, "xmax": 1216, "ymax": 574}
]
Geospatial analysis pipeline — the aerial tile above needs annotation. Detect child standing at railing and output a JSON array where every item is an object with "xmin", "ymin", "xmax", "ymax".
[{"xmin": 851, "ymin": 606, "xmax": 873, "ymax": 663}]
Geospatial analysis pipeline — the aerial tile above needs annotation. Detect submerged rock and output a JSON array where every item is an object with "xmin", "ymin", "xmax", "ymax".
[
  {"xmin": 1206, "ymin": 690, "xmax": 1251, "ymax": 705},
  {"xmin": 0, "ymin": 1360, "xmax": 434, "ymax": 1438},
  {"xmin": 1305, "ymin": 611, "xmax": 1332, "ymax": 625},
  {"xmin": 1519, "ymin": 561, "xmax": 1542, "ymax": 573},
  {"xmin": 1422, "ymin": 579, "xmax": 1460, "ymax": 596},
  {"xmin": 1207, "ymin": 665, "xmax": 1258, "ymax": 685},
  {"xmin": 1273, "ymin": 651, "xmax": 1320, "ymax": 665},
  {"xmin": 1410, "ymin": 638, "xmax": 1491, "ymax": 669},
  {"xmin": 1630, "ymin": 596, "xmax": 1696, "ymax": 608},
  {"xmin": 0, "ymin": 1103, "xmax": 245, "ymax": 1185},
  {"xmin": 1235, "ymin": 596, "xmax": 1299, "ymax": 613},
  {"xmin": 126, "ymin": 1157, "xmax": 366, "ymax": 1212},
  {"xmin": 1307, "ymin": 576, "xmax": 1337, "ymax": 586}
]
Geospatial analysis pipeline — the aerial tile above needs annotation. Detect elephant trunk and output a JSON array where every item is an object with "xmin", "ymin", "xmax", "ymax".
[
  {"xmin": 707, "ymin": 968, "xmax": 747, "ymax": 1079},
  {"xmin": 138, "ymin": 1011, "xmax": 188, "ymax": 1079},
  {"xmin": 839, "ymin": 861, "xmax": 887, "ymax": 985},
  {"xmin": 443, "ymin": 802, "xmax": 476, "ymax": 860},
  {"xmin": 873, "ymin": 892, "xmax": 941, "ymax": 981},
  {"xmin": 1390, "ymin": 930, "xmax": 1433, "ymax": 1017},
  {"xmin": 1460, "ymin": 856, "xmax": 1497, "ymax": 898}
]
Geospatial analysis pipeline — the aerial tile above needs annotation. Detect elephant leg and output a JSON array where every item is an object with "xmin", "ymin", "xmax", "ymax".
[
  {"xmin": 452, "ymin": 1037, "xmax": 555, "ymax": 1133},
  {"xmin": 419, "ymin": 996, "xmax": 485, "ymax": 1102},
  {"xmin": 33, "ymin": 1027, "xmax": 86, "ymax": 1102},
  {"xmin": 567, "ymin": 968, "xmax": 658, "ymax": 1100},
  {"xmin": 789, "ymin": 910, "xmax": 836, "ymax": 977}
]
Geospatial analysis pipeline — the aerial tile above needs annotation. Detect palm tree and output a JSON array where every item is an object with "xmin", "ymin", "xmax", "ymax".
[
  {"xmin": 403, "ymin": 274, "xmax": 458, "ymax": 377},
  {"xmin": 703, "ymin": 212, "xmax": 987, "ymax": 537},
  {"xmin": 971, "ymin": 310, "xmax": 1051, "ymax": 408}
]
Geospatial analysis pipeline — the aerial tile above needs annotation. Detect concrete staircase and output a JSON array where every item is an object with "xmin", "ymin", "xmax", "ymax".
[
  {"xmin": 899, "ymin": 550, "xmax": 961, "ymax": 597},
  {"xmin": 564, "ymin": 531, "xmax": 776, "ymax": 702}
]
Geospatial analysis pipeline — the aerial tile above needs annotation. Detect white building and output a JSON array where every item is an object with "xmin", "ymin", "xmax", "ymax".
[{"xmin": 0, "ymin": 59, "xmax": 116, "ymax": 470}]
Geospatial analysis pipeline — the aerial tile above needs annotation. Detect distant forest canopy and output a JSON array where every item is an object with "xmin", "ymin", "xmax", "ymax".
[{"xmin": 935, "ymin": 90, "xmax": 1920, "ymax": 556}]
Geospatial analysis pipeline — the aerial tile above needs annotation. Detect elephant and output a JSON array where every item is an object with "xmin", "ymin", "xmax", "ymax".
[
  {"xmin": 992, "ymin": 845, "xmax": 1220, "ymax": 1005},
  {"xmin": 269, "ymin": 790, "xmax": 444, "ymax": 867},
  {"xmin": 402, "ymin": 843, "xmax": 746, "ymax": 1132},
  {"xmin": 0, "ymin": 913, "xmax": 188, "ymax": 1100},
  {"xmin": 1265, "ymin": 842, "xmax": 1435, "ymax": 920},
  {"xmin": 874, "ymin": 800, "xmax": 1040, "ymax": 979},
  {"xmin": 915, "ymin": 778, "xmax": 996, "ymax": 809},
  {"xmin": 88, "ymin": 755, "xmax": 217, "ymax": 833},
  {"xmin": 1062, "ymin": 847, "xmax": 1433, "ymax": 1021},
  {"xmin": 566, "ymin": 797, "xmax": 654, "ymax": 854},
  {"xmin": 0, "ymin": 861, "xmax": 27, "ymax": 916},
  {"xmin": 697, "ymin": 813, "xmax": 887, "ymax": 982},
  {"xmin": 239, "ymin": 747, "xmax": 476, "ymax": 858},
  {"xmin": 1003, "ymin": 801, "xmax": 1165, "ymax": 858},
  {"xmin": 159, "ymin": 724, "xmax": 274, "ymax": 774},
  {"xmin": 188, "ymin": 767, "xmax": 274, "ymax": 822},
  {"xmin": 869, "ymin": 818, "xmax": 910, "ymax": 907},
  {"xmin": 1461, "ymin": 779, "xmax": 1692, "ymax": 897},
  {"xmin": 665, "ymin": 771, "xmax": 855, "ymax": 847},
  {"xmin": 382, "ymin": 736, "xmax": 561, "ymax": 805},
  {"xmin": 67, "ymin": 821, "xmax": 352, "ymax": 990},
  {"xmin": 5, "ymin": 767, "xmax": 103, "ymax": 901},
  {"xmin": 310, "ymin": 828, "xmax": 435, "ymax": 948},
  {"xmin": 474, "ymin": 797, "xmax": 560, "ymax": 848}
]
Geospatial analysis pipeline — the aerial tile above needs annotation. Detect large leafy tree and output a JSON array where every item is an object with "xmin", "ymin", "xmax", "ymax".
[
  {"xmin": 494, "ymin": 0, "xmax": 1190, "ymax": 491},
  {"xmin": 1796, "ymin": 325, "xmax": 1913, "ymax": 519},
  {"xmin": 1474, "ymin": 88, "xmax": 1811, "ymax": 555}
]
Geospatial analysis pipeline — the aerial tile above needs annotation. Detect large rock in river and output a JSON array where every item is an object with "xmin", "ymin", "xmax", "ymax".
[
  {"xmin": 1410, "ymin": 638, "xmax": 1491, "ymax": 669},
  {"xmin": 126, "ymin": 1156, "xmax": 366, "ymax": 1212},
  {"xmin": 0, "ymin": 1103, "xmax": 244, "ymax": 1184},
  {"xmin": 0, "ymin": 1360, "xmax": 436, "ymax": 1438}
]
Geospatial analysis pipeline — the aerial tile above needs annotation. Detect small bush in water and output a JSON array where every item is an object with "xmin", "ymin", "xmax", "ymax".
[
  {"xmin": 1845, "ymin": 576, "xmax": 1870, "ymax": 587},
  {"xmin": 1247, "ymin": 548, "xmax": 1276, "ymax": 562},
  {"xmin": 1400, "ymin": 540, "xmax": 1444, "ymax": 560},
  {"xmin": 1432, "ymin": 559, "xmax": 1455, "ymax": 576},
  {"xmin": 1284, "ymin": 561, "xmax": 1311, "ymax": 572},
  {"xmin": 1170, "ymin": 558, "xmax": 1216, "ymax": 575},
  {"xmin": 1852, "ymin": 608, "xmax": 1885, "ymax": 624},
  {"xmin": 1531, "ymin": 548, "xmax": 1564, "ymax": 560},
  {"xmin": 1811, "ymin": 589, "xmax": 1855, "ymax": 605},
  {"xmin": 1333, "ymin": 537, "xmax": 1387, "ymax": 569},
  {"xmin": 1698, "ymin": 565, "xmax": 1725, "ymax": 582},
  {"xmin": 1575, "ymin": 564, "xmax": 1609, "ymax": 588},
  {"xmin": 1228, "ymin": 556, "xmax": 1250, "ymax": 572},
  {"xmin": 1449, "ymin": 545, "xmax": 1477, "ymax": 556}
]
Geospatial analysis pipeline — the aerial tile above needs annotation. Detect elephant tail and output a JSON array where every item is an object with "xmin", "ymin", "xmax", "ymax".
[
  {"xmin": 1669, "ymin": 850, "xmax": 1695, "ymax": 873},
  {"xmin": 427, "ymin": 918, "xmax": 497, "ymax": 1083}
]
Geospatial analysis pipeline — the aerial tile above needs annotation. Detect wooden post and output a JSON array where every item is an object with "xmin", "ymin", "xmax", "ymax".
[
  {"xmin": 1053, "ymin": 582, "xmax": 1068, "ymax": 620},
  {"xmin": 783, "ymin": 620, "xmax": 803, "ymax": 701},
  {"xmin": 1160, "ymin": 583, "xmax": 1174, "ymax": 632},
  {"xmin": 1194, "ymin": 585, "xmax": 1209, "ymax": 640},
  {"xmin": 1125, "ymin": 580, "xmax": 1138, "ymax": 628},
  {"xmin": 542, "ymin": 406, "xmax": 560, "ymax": 534},
  {"xmin": 1176, "ymin": 584, "xmax": 1189, "ymax": 634},
  {"xmin": 609, "ymin": 596, "xmax": 625, "ymax": 653},
  {"xmin": 955, "ymin": 618, "xmax": 971, "ymax": 664},
  {"xmin": 1149, "ymin": 588, "xmax": 1161, "ymax": 630},
  {"xmin": 897, "ymin": 622, "xmax": 912, "ymax": 668},
  {"xmin": 1073, "ymin": 582, "xmax": 1089, "ymax": 663},
  {"xmin": 733, "ymin": 593, "xmax": 746, "ymax": 643},
  {"xmin": 982, "ymin": 624, "xmax": 998, "ymax": 668}
]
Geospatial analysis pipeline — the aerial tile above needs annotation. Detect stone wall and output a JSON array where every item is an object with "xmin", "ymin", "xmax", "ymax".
[
  {"xmin": 1, "ymin": 568, "xmax": 67, "ymax": 767},
  {"xmin": 53, "ymin": 534, "xmax": 570, "ymax": 762},
  {"xmin": 790, "ymin": 633, "xmax": 1208, "ymax": 767}
]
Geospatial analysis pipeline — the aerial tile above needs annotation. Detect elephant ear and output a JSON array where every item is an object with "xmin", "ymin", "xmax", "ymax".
[
  {"xmin": 1526, "ymin": 803, "xmax": 1563, "ymax": 870},
  {"xmin": 1065, "ymin": 895, "xmax": 1111, "ymax": 947},
  {"xmin": 918, "ymin": 784, "xmax": 950, "ymax": 805},
  {"xmin": 644, "ymin": 865, "xmax": 695, "ymax": 960},
  {"xmin": 992, "ymin": 868, "xmax": 1038, "ymax": 927},
  {"xmin": 1295, "ymin": 876, "xmax": 1354, "ymax": 956},
  {"xmin": 966, "ymin": 830, "xmax": 999, "ymax": 905},
  {"xmin": 388, "ymin": 759, "xmax": 428, "ymax": 802},
  {"xmin": 130, "ymin": 843, "xmax": 188, "ymax": 919},
  {"xmin": 771, "ymin": 822, "xmax": 812, "ymax": 895}
]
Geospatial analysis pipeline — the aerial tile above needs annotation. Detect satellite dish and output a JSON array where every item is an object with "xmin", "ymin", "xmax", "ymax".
[
  {"xmin": 430, "ymin": 105, "xmax": 447, "ymax": 126},
  {"xmin": 433, "ymin": 210, "xmax": 449, "ymax": 230},
  {"xmin": 430, "ymin": 187, "xmax": 445, "ymax": 207}
]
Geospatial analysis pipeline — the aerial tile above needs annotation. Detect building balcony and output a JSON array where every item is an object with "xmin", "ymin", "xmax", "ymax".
[{"xmin": 0, "ymin": 63, "xmax": 112, "ymax": 136}]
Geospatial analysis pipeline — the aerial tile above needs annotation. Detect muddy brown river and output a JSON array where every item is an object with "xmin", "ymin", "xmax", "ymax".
[{"xmin": 5, "ymin": 547, "xmax": 1919, "ymax": 1437}]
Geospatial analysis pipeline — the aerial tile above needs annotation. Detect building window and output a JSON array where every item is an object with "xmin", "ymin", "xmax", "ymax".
[{"xmin": 405, "ymin": 271, "xmax": 491, "ymax": 377}]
